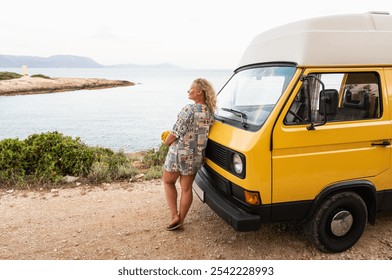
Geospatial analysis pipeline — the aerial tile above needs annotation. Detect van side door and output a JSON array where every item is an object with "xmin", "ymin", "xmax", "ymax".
[{"xmin": 271, "ymin": 68, "xmax": 391, "ymax": 215}]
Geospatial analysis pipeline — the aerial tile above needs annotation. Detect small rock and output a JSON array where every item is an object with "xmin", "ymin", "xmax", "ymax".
[
  {"xmin": 6, "ymin": 189, "xmax": 14, "ymax": 194},
  {"xmin": 64, "ymin": 175, "xmax": 79, "ymax": 183}
]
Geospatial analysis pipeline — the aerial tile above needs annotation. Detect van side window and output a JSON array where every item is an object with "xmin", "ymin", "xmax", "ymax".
[{"xmin": 285, "ymin": 72, "xmax": 381, "ymax": 125}]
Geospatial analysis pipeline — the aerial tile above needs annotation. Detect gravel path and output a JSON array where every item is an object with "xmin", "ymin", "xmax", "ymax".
[{"xmin": 1, "ymin": 179, "xmax": 392, "ymax": 260}]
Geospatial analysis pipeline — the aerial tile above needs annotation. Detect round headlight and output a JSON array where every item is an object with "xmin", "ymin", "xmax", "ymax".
[{"xmin": 232, "ymin": 153, "xmax": 243, "ymax": 174}]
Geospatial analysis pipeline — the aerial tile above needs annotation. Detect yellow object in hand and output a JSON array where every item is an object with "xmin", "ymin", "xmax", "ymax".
[{"xmin": 161, "ymin": 130, "xmax": 170, "ymax": 142}]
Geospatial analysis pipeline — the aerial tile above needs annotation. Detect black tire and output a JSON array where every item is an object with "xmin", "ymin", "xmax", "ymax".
[{"xmin": 304, "ymin": 192, "xmax": 367, "ymax": 253}]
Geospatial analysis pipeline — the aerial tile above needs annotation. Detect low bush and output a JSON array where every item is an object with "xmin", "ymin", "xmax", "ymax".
[
  {"xmin": 143, "ymin": 144, "xmax": 168, "ymax": 167},
  {"xmin": 23, "ymin": 132, "xmax": 95, "ymax": 183},
  {"xmin": 142, "ymin": 144, "xmax": 169, "ymax": 178},
  {"xmin": 0, "ymin": 138, "xmax": 26, "ymax": 185},
  {"xmin": 87, "ymin": 161, "xmax": 111, "ymax": 183},
  {"xmin": 0, "ymin": 71, "xmax": 23, "ymax": 80},
  {"xmin": 0, "ymin": 132, "xmax": 139, "ymax": 187},
  {"xmin": 88, "ymin": 147, "xmax": 139, "ymax": 183},
  {"xmin": 144, "ymin": 165, "xmax": 163, "ymax": 180},
  {"xmin": 31, "ymin": 74, "xmax": 51, "ymax": 79}
]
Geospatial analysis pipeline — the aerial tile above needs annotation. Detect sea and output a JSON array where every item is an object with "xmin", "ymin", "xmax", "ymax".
[{"xmin": 0, "ymin": 67, "xmax": 233, "ymax": 152}]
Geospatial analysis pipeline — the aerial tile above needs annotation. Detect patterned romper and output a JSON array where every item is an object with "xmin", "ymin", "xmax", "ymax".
[{"xmin": 164, "ymin": 104, "xmax": 214, "ymax": 175}]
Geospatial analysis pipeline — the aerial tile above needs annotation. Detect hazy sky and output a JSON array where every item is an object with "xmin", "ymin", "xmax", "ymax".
[{"xmin": 1, "ymin": 0, "xmax": 390, "ymax": 69}]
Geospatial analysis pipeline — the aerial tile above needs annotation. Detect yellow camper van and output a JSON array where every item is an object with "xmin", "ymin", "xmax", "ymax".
[{"xmin": 193, "ymin": 12, "xmax": 392, "ymax": 252}]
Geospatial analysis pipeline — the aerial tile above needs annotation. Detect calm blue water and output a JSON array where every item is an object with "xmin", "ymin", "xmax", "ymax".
[{"xmin": 0, "ymin": 68, "xmax": 232, "ymax": 152}]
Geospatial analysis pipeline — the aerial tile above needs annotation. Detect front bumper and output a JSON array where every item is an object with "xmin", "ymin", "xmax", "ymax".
[{"xmin": 193, "ymin": 166, "xmax": 261, "ymax": 231}]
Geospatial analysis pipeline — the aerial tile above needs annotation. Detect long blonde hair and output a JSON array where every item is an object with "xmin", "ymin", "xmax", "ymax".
[{"xmin": 193, "ymin": 78, "xmax": 217, "ymax": 113}]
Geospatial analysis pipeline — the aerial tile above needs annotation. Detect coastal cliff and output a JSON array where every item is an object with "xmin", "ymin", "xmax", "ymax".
[{"xmin": 0, "ymin": 76, "xmax": 135, "ymax": 96}]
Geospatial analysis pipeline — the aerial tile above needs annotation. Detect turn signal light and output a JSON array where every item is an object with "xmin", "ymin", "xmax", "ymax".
[{"xmin": 244, "ymin": 190, "xmax": 261, "ymax": 205}]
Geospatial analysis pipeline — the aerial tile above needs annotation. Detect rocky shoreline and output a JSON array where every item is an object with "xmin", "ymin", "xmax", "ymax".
[{"xmin": 0, "ymin": 76, "xmax": 135, "ymax": 96}]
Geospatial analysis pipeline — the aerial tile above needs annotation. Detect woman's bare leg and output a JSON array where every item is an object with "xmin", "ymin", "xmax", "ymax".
[
  {"xmin": 178, "ymin": 174, "xmax": 196, "ymax": 226},
  {"xmin": 163, "ymin": 170, "xmax": 181, "ymax": 226}
]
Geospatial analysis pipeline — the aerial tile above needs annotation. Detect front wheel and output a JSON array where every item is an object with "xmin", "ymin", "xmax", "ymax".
[{"xmin": 304, "ymin": 192, "xmax": 367, "ymax": 253}]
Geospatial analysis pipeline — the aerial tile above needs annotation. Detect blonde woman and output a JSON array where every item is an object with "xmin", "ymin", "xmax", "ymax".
[{"xmin": 163, "ymin": 78, "xmax": 217, "ymax": 231}]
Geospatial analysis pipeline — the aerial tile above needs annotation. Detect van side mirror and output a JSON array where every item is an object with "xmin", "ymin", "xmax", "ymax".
[
  {"xmin": 301, "ymin": 74, "xmax": 338, "ymax": 130},
  {"xmin": 319, "ymin": 89, "xmax": 338, "ymax": 116}
]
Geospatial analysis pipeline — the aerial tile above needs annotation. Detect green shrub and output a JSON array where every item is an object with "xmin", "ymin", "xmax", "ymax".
[
  {"xmin": 87, "ymin": 161, "xmax": 111, "ymax": 183},
  {"xmin": 31, "ymin": 74, "xmax": 51, "ymax": 79},
  {"xmin": 141, "ymin": 144, "xmax": 168, "ymax": 180},
  {"xmin": 145, "ymin": 165, "xmax": 163, "ymax": 180},
  {"xmin": 0, "ymin": 131, "xmax": 148, "ymax": 187},
  {"xmin": 88, "ymin": 147, "xmax": 139, "ymax": 182},
  {"xmin": 0, "ymin": 138, "xmax": 27, "ymax": 185},
  {"xmin": 142, "ymin": 144, "xmax": 168, "ymax": 168},
  {"xmin": 23, "ymin": 132, "xmax": 94, "ymax": 181},
  {"xmin": 0, "ymin": 71, "xmax": 23, "ymax": 80},
  {"xmin": 116, "ymin": 164, "xmax": 139, "ymax": 179}
]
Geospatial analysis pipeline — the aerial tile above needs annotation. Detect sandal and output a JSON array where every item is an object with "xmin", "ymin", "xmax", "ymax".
[{"xmin": 166, "ymin": 221, "xmax": 182, "ymax": 231}]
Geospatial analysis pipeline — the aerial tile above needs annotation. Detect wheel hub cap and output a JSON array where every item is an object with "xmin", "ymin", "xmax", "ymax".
[{"xmin": 330, "ymin": 210, "xmax": 353, "ymax": 237}]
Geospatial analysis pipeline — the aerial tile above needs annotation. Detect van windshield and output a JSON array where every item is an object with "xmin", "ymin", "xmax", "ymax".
[{"xmin": 216, "ymin": 65, "xmax": 296, "ymax": 130}]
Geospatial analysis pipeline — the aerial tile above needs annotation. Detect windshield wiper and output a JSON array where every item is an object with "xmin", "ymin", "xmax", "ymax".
[{"xmin": 221, "ymin": 107, "xmax": 248, "ymax": 128}]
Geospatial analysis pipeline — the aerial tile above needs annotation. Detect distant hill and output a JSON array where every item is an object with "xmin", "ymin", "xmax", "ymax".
[
  {"xmin": 0, "ymin": 54, "xmax": 104, "ymax": 68},
  {"xmin": 0, "ymin": 54, "xmax": 181, "ymax": 69}
]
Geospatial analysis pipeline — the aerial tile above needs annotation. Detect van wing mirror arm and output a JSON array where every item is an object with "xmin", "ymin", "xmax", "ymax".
[{"xmin": 300, "ymin": 75, "xmax": 326, "ymax": 130}]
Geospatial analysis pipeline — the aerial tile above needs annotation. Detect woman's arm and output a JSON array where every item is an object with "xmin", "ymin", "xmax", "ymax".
[{"xmin": 164, "ymin": 133, "xmax": 177, "ymax": 146}]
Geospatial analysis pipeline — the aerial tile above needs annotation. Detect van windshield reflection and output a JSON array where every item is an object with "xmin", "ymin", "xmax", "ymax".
[{"xmin": 216, "ymin": 65, "xmax": 296, "ymax": 129}]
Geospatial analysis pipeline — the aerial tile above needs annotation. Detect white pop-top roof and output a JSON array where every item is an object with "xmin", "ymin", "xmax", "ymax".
[{"xmin": 238, "ymin": 12, "xmax": 392, "ymax": 68}]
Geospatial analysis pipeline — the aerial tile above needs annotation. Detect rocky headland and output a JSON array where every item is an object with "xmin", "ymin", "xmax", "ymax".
[{"xmin": 0, "ymin": 76, "xmax": 135, "ymax": 96}]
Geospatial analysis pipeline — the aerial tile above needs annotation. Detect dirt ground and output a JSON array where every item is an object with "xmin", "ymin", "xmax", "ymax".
[{"xmin": 1, "ymin": 179, "xmax": 392, "ymax": 260}]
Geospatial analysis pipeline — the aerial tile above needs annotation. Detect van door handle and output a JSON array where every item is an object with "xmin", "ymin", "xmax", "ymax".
[{"xmin": 371, "ymin": 140, "xmax": 391, "ymax": 147}]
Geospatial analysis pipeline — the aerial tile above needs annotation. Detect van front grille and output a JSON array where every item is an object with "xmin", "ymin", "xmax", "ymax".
[
  {"xmin": 205, "ymin": 139, "xmax": 246, "ymax": 179},
  {"xmin": 205, "ymin": 140, "xmax": 230, "ymax": 170}
]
